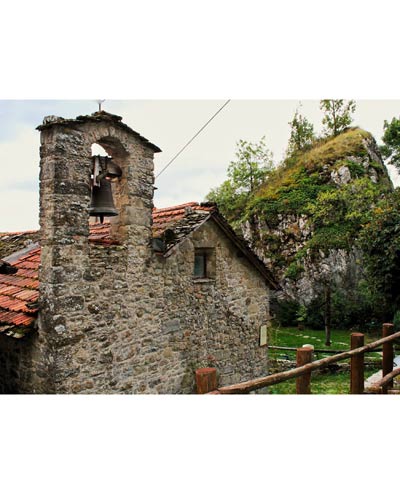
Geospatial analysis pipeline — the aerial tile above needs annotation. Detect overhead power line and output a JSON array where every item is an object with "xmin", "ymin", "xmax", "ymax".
[{"xmin": 155, "ymin": 99, "xmax": 231, "ymax": 180}]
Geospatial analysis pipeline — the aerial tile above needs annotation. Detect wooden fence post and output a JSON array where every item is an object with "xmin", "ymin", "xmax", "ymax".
[
  {"xmin": 382, "ymin": 323, "xmax": 394, "ymax": 393},
  {"xmin": 195, "ymin": 368, "xmax": 217, "ymax": 394},
  {"xmin": 350, "ymin": 333, "xmax": 364, "ymax": 394},
  {"xmin": 296, "ymin": 346, "xmax": 313, "ymax": 394}
]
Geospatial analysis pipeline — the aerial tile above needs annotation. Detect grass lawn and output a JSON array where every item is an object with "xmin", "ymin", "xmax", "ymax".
[
  {"xmin": 267, "ymin": 326, "xmax": 383, "ymax": 395},
  {"xmin": 267, "ymin": 369, "xmax": 378, "ymax": 395}
]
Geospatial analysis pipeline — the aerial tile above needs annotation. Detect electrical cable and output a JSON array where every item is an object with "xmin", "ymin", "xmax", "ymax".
[{"xmin": 155, "ymin": 99, "xmax": 231, "ymax": 179}]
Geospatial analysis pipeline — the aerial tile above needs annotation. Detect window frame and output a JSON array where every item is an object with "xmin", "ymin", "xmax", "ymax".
[
  {"xmin": 194, "ymin": 249, "xmax": 208, "ymax": 278},
  {"xmin": 193, "ymin": 247, "xmax": 216, "ymax": 281}
]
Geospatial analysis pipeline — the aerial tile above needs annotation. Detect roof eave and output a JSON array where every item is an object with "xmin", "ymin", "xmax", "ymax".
[{"xmin": 162, "ymin": 213, "xmax": 212, "ymax": 258}]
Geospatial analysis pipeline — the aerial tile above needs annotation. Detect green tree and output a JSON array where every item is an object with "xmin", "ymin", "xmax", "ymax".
[
  {"xmin": 206, "ymin": 137, "xmax": 274, "ymax": 219},
  {"xmin": 304, "ymin": 177, "xmax": 384, "ymax": 342},
  {"xmin": 381, "ymin": 116, "xmax": 400, "ymax": 173},
  {"xmin": 306, "ymin": 177, "xmax": 382, "ymax": 251},
  {"xmin": 206, "ymin": 180, "xmax": 242, "ymax": 221},
  {"xmin": 287, "ymin": 106, "xmax": 315, "ymax": 156},
  {"xmin": 358, "ymin": 188, "xmax": 400, "ymax": 316},
  {"xmin": 227, "ymin": 137, "xmax": 274, "ymax": 193},
  {"xmin": 320, "ymin": 99, "xmax": 356, "ymax": 137}
]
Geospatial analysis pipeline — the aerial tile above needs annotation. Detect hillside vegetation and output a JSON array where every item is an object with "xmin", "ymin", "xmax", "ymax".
[
  {"xmin": 245, "ymin": 128, "xmax": 392, "ymax": 271},
  {"xmin": 208, "ymin": 127, "xmax": 396, "ymax": 331}
]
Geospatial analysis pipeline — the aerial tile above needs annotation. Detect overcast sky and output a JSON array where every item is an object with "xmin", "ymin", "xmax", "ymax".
[{"xmin": 1, "ymin": 99, "xmax": 400, "ymax": 231}]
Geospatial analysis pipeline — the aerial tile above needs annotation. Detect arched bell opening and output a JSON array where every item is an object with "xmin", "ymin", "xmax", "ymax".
[
  {"xmin": 89, "ymin": 141, "xmax": 124, "ymax": 226},
  {"xmin": 91, "ymin": 143, "xmax": 110, "ymax": 157},
  {"xmin": 95, "ymin": 137, "xmax": 130, "ymax": 239}
]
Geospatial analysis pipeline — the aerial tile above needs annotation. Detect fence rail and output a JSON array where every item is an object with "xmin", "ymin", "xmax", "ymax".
[
  {"xmin": 195, "ymin": 323, "xmax": 400, "ymax": 395},
  {"xmin": 369, "ymin": 367, "xmax": 400, "ymax": 394},
  {"xmin": 268, "ymin": 345, "xmax": 381, "ymax": 355}
]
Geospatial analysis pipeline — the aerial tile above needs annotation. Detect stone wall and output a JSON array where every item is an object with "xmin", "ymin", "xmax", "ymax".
[
  {"xmin": 0, "ymin": 334, "xmax": 35, "ymax": 393},
  {"xmin": 158, "ymin": 220, "xmax": 270, "ymax": 392},
  {"xmin": 29, "ymin": 112, "xmax": 270, "ymax": 394},
  {"xmin": 42, "ymin": 218, "xmax": 270, "ymax": 394}
]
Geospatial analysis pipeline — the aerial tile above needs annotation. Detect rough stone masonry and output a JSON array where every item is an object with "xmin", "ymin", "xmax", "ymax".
[{"xmin": 0, "ymin": 111, "xmax": 274, "ymax": 393}]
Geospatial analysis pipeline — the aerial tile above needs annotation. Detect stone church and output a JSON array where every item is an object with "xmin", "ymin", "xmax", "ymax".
[{"xmin": 0, "ymin": 111, "xmax": 276, "ymax": 394}]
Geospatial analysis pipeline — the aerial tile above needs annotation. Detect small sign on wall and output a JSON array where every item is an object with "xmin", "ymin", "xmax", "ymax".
[{"xmin": 259, "ymin": 325, "xmax": 268, "ymax": 347}]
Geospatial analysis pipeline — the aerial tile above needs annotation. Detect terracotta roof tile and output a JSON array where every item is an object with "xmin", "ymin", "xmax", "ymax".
[
  {"xmin": 152, "ymin": 203, "xmax": 213, "ymax": 238},
  {"xmin": 14, "ymin": 290, "xmax": 39, "ymax": 301},
  {"xmin": 0, "ymin": 285, "xmax": 22, "ymax": 296},
  {"xmin": 0, "ymin": 242, "xmax": 40, "ymax": 331},
  {"xmin": 0, "ymin": 310, "xmax": 34, "ymax": 327},
  {"xmin": 16, "ymin": 269, "xmax": 39, "ymax": 279},
  {"xmin": 0, "ymin": 295, "xmax": 36, "ymax": 313},
  {"xmin": 16, "ymin": 261, "xmax": 38, "ymax": 270}
]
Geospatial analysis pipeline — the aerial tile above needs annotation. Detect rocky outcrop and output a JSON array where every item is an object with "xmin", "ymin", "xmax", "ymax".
[{"xmin": 242, "ymin": 128, "xmax": 393, "ymax": 306}]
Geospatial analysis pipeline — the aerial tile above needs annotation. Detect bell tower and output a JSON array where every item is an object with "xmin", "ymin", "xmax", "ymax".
[{"xmin": 35, "ymin": 111, "xmax": 161, "ymax": 393}]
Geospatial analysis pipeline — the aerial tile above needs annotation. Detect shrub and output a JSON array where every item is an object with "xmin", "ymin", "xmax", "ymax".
[
  {"xmin": 272, "ymin": 298, "xmax": 299, "ymax": 327},
  {"xmin": 393, "ymin": 310, "xmax": 400, "ymax": 332}
]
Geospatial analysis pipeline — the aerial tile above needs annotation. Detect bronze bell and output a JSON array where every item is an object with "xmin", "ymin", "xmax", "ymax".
[
  {"xmin": 105, "ymin": 160, "xmax": 122, "ymax": 180},
  {"xmin": 89, "ymin": 178, "xmax": 118, "ymax": 223}
]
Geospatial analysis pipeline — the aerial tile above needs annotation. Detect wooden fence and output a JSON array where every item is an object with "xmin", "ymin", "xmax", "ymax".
[{"xmin": 195, "ymin": 323, "xmax": 400, "ymax": 395}]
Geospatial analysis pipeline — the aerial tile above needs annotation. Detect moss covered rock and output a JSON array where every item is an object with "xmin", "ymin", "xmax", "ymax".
[{"xmin": 240, "ymin": 128, "xmax": 393, "ymax": 306}]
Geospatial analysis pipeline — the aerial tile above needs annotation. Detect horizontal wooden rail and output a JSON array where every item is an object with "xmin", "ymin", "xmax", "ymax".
[
  {"xmin": 215, "ymin": 330, "xmax": 400, "ymax": 395},
  {"xmin": 268, "ymin": 345, "xmax": 381, "ymax": 355},
  {"xmin": 369, "ymin": 366, "xmax": 400, "ymax": 393}
]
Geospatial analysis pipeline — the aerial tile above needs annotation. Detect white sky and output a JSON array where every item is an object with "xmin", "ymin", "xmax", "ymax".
[{"xmin": 1, "ymin": 99, "xmax": 400, "ymax": 231}]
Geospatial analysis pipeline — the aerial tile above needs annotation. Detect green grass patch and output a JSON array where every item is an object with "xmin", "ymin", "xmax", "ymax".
[
  {"xmin": 298, "ymin": 128, "xmax": 370, "ymax": 172},
  {"xmin": 268, "ymin": 368, "xmax": 378, "ymax": 395},
  {"xmin": 268, "ymin": 325, "xmax": 380, "ymax": 353},
  {"xmin": 267, "ymin": 326, "xmax": 382, "ymax": 394}
]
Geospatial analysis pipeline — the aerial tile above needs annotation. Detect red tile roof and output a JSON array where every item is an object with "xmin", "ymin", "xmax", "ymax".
[
  {"xmin": 152, "ymin": 202, "xmax": 213, "ymax": 237},
  {"xmin": 0, "ymin": 202, "xmax": 213, "ymax": 333},
  {"xmin": 0, "ymin": 246, "xmax": 40, "ymax": 331},
  {"xmin": 87, "ymin": 222, "xmax": 119, "ymax": 245}
]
